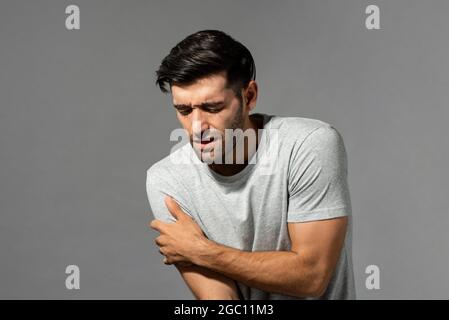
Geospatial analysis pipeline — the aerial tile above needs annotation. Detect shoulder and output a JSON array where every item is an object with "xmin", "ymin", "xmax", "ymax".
[
  {"xmin": 301, "ymin": 123, "xmax": 345, "ymax": 152},
  {"xmin": 293, "ymin": 122, "xmax": 348, "ymax": 174},
  {"xmin": 266, "ymin": 114, "xmax": 344, "ymax": 148},
  {"xmin": 146, "ymin": 143, "xmax": 192, "ymax": 186}
]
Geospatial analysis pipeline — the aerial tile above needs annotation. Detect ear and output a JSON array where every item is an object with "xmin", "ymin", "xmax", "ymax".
[{"xmin": 244, "ymin": 81, "xmax": 258, "ymax": 111}]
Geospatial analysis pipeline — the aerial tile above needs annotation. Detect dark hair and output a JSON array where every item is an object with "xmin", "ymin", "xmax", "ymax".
[{"xmin": 155, "ymin": 30, "xmax": 256, "ymax": 99}]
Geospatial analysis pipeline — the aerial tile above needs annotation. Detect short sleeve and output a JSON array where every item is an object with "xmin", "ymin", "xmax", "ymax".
[
  {"xmin": 287, "ymin": 125, "xmax": 352, "ymax": 222},
  {"xmin": 146, "ymin": 165, "xmax": 192, "ymax": 223}
]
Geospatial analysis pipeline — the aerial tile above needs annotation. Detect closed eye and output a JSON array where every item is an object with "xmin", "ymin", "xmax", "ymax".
[
  {"xmin": 178, "ymin": 108, "xmax": 192, "ymax": 115},
  {"xmin": 173, "ymin": 102, "xmax": 225, "ymax": 115},
  {"xmin": 203, "ymin": 106, "xmax": 224, "ymax": 113},
  {"xmin": 174, "ymin": 105, "xmax": 193, "ymax": 115}
]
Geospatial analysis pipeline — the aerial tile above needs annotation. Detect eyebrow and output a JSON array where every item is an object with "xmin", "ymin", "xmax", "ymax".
[{"xmin": 173, "ymin": 101, "xmax": 225, "ymax": 109}]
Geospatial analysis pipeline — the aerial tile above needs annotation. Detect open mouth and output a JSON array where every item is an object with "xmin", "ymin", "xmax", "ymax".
[
  {"xmin": 200, "ymin": 137, "xmax": 215, "ymax": 145},
  {"xmin": 194, "ymin": 131, "xmax": 217, "ymax": 146}
]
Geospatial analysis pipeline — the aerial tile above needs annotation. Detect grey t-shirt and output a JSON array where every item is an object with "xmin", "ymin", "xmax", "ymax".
[{"xmin": 146, "ymin": 113, "xmax": 355, "ymax": 300}]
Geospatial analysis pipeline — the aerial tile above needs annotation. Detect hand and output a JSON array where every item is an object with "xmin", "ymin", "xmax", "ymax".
[{"xmin": 149, "ymin": 196, "xmax": 210, "ymax": 265}]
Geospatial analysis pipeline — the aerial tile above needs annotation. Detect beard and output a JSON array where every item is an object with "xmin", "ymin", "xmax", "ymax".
[{"xmin": 228, "ymin": 101, "xmax": 245, "ymax": 131}]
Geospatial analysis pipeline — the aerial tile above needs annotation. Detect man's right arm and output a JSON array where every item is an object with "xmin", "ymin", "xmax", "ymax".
[{"xmin": 175, "ymin": 263, "xmax": 240, "ymax": 300}]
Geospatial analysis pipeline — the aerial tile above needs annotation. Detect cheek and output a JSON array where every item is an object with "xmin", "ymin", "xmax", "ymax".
[
  {"xmin": 176, "ymin": 113, "xmax": 187, "ymax": 126},
  {"xmin": 207, "ymin": 118, "xmax": 227, "ymax": 135},
  {"xmin": 211, "ymin": 108, "xmax": 238, "ymax": 131},
  {"xmin": 176, "ymin": 115, "xmax": 192, "ymax": 135}
]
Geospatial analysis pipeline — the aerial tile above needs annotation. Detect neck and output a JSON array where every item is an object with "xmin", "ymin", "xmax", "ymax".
[{"xmin": 209, "ymin": 114, "xmax": 262, "ymax": 177}]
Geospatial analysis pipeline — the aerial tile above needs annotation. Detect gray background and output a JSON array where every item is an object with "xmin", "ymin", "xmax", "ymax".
[{"xmin": 1, "ymin": 0, "xmax": 448, "ymax": 299}]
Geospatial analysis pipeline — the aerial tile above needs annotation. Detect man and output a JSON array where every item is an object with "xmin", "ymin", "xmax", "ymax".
[{"xmin": 146, "ymin": 30, "xmax": 355, "ymax": 300}]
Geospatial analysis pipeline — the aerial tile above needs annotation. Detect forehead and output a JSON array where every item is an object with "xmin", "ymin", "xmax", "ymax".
[{"xmin": 171, "ymin": 72, "xmax": 232, "ymax": 105}]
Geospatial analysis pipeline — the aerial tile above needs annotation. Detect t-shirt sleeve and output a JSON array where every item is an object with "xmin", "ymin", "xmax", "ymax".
[
  {"xmin": 146, "ymin": 165, "xmax": 192, "ymax": 223},
  {"xmin": 287, "ymin": 125, "xmax": 352, "ymax": 222}
]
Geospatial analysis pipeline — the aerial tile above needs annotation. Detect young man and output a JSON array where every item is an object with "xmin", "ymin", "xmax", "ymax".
[{"xmin": 146, "ymin": 30, "xmax": 355, "ymax": 300}]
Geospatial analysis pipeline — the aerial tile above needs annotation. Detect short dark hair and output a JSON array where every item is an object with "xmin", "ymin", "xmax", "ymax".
[{"xmin": 155, "ymin": 30, "xmax": 256, "ymax": 99}]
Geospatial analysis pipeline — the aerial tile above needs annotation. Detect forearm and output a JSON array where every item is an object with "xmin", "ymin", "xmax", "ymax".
[
  {"xmin": 175, "ymin": 263, "xmax": 241, "ymax": 300},
  {"xmin": 192, "ymin": 239, "xmax": 326, "ymax": 298}
]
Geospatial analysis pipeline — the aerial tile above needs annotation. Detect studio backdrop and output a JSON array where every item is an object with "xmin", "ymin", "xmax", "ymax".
[{"xmin": 0, "ymin": 0, "xmax": 448, "ymax": 299}]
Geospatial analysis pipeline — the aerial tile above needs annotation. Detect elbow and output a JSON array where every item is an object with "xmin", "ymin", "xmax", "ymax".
[
  {"xmin": 296, "ymin": 263, "xmax": 331, "ymax": 298},
  {"xmin": 289, "ymin": 275, "xmax": 328, "ymax": 298},
  {"xmin": 307, "ymin": 267, "xmax": 331, "ymax": 298},
  {"xmin": 308, "ymin": 277, "xmax": 328, "ymax": 298},
  {"xmin": 296, "ymin": 277, "xmax": 327, "ymax": 298}
]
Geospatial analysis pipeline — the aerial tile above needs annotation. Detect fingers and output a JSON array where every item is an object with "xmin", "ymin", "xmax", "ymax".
[
  {"xmin": 156, "ymin": 240, "xmax": 169, "ymax": 263},
  {"xmin": 149, "ymin": 219, "xmax": 169, "ymax": 233},
  {"xmin": 149, "ymin": 219, "xmax": 160, "ymax": 231},
  {"xmin": 156, "ymin": 240, "xmax": 169, "ymax": 264},
  {"xmin": 175, "ymin": 261, "xmax": 193, "ymax": 268},
  {"xmin": 164, "ymin": 196, "xmax": 187, "ymax": 220},
  {"xmin": 155, "ymin": 235, "xmax": 166, "ymax": 246}
]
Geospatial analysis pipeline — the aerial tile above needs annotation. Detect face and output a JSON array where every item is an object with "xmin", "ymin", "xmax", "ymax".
[{"xmin": 171, "ymin": 71, "xmax": 255, "ymax": 163}]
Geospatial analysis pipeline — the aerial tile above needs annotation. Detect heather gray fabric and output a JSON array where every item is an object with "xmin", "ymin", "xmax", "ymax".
[{"xmin": 146, "ymin": 113, "xmax": 355, "ymax": 300}]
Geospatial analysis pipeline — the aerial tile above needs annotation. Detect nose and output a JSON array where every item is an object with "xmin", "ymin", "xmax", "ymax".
[{"xmin": 191, "ymin": 108, "xmax": 209, "ymax": 136}]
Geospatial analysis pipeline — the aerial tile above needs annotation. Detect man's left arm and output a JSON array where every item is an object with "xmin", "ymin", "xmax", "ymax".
[
  {"xmin": 151, "ymin": 197, "xmax": 347, "ymax": 298},
  {"xmin": 193, "ymin": 217, "xmax": 348, "ymax": 298}
]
